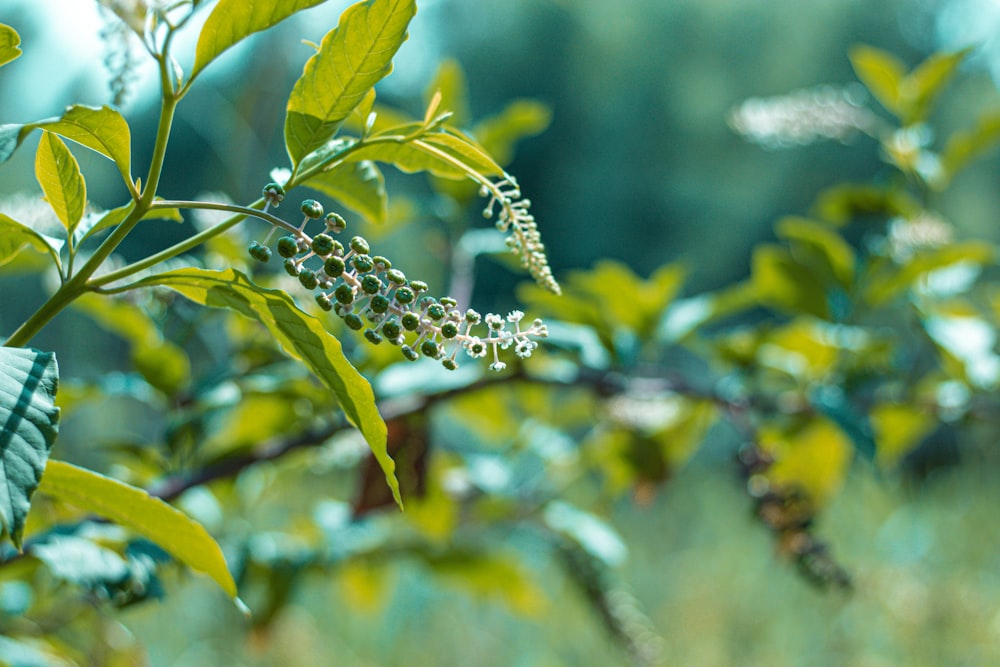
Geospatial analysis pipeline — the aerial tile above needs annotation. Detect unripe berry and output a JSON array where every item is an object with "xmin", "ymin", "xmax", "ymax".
[
  {"xmin": 372, "ymin": 255, "xmax": 391, "ymax": 270},
  {"xmin": 316, "ymin": 293, "xmax": 334, "ymax": 311},
  {"xmin": 440, "ymin": 297, "xmax": 458, "ymax": 309},
  {"xmin": 420, "ymin": 340, "xmax": 441, "ymax": 358},
  {"xmin": 441, "ymin": 322, "xmax": 459, "ymax": 339},
  {"xmin": 427, "ymin": 303, "xmax": 446, "ymax": 321},
  {"xmin": 334, "ymin": 283, "xmax": 355, "ymax": 305},
  {"xmin": 386, "ymin": 269, "xmax": 406, "ymax": 285},
  {"xmin": 394, "ymin": 286, "xmax": 415, "ymax": 304},
  {"xmin": 311, "ymin": 233, "xmax": 336, "ymax": 256},
  {"xmin": 465, "ymin": 309, "xmax": 482, "ymax": 324},
  {"xmin": 324, "ymin": 256, "xmax": 346, "ymax": 277},
  {"xmin": 349, "ymin": 236, "xmax": 370, "ymax": 255},
  {"xmin": 361, "ymin": 275, "xmax": 382, "ymax": 295},
  {"xmin": 442, "ymin": 358, "xmax": 458, "ymax": 370},
  {"xmin": 381, "ymin": 321, "xmax": 402, "ymax": 339},
  {"xmin": 300, "ymin": 199, "xmax": 324, "ymax": 219},
  {"xmin": 277, "ymin": 236, "xmax": 299, "ymax": 258},
  {"xmin": 370, "ymin": 295, "xmax": 390, "ymax": 314},
  {"xmin": 401, "ymin": 312, "xmax": 421, "ymax": 331},
  {"xmin": 410, "ymin": 280, "xmax": 428, "ymax": 293},
  {"xmin": 298, "ymin": 269, "xmax": 319, "ymax": 290},
  {"xmin": 248, "ymin": 242, "xmax": 271, "ymax": 263},
  {"xmin": 401, "ymin": 345, "xmax": 419, "ymax": 361},
  {"xmin": 364, "ymin": 329, "xmax": 383, "ymax": 345},
  {"xmin": 344, "ymin": 313, "xmax": 363, "ymax": 330},
  {"xmin": 262, "ymin": 182, "xmax": 285, "ymax": 205},
  {"xmin": 325, "ymin": 212, "xmax": 346, "ymax": 232},
  {"xmin": 352, "ymin": 254, "xmax": 374, "ymax": 273},
  {"xmin": 283, "ymin": 259, "xmax": 301, "ymax": 276}
]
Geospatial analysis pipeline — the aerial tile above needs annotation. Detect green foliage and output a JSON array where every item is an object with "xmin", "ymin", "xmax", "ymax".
[{"xmin": 0, "ymin": 23, "xmax": 22, "ymax": 68}]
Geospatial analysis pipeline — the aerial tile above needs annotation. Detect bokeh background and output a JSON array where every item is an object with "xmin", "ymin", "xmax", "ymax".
[{"xmin": 3, "ymin": 0, "xmax": 1000, "ymax": 664}]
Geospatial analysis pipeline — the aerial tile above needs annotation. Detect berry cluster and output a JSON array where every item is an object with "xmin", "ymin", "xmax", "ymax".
[{"xmin": 248, "ymin": 184, "xmax": 548, "ymax": 371}]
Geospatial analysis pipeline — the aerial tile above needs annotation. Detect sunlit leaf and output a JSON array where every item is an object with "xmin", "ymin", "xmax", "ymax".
[
  {"xmin": 425, "ymin": 58, "xmax": 470, "ymax": 128},
  {"xmin": 0, "ymin": 347, "xmax": 59, "ymax": 548},
  {"xmin": 938, "ymin": 110, "xmax": 1000, "ymax": 188},
  {"xmin": 871, "ymin": 402, "xmax": 935, "ymax": 468},
  {"xmin": 864, "ymin": 241, "xmax": 994, "ymax": 305},
  {"xmin": 751, "ymin": 245, "xmax": 829, "ymax": 318},
  {"xmin": 303, "ymin": 160, "xmax": 387, "ymax": 224},
  {"xmin": 192, "ymin": 0, "xmax": 327, "ymax": 80},
  {"xmin": 0, "ymin": 213, "xmax": 64, "ymax": 270},
  {"xmin": 420, "ymin": 549, "xmax": 547, "ymax": 615},
  {"xmin": 284, "ymin": 0, "xmax": 416, "ymax": 165},
  {"xmin": 0, "ymin": 23, "xmax": 22, "ymax": 67},
  {"xmin": 35, "ymin": 132, "xmax": 86, "ymax": 237},
  {"xmin": 761, "ymin": 417, "xmax": 853, "ymax": 505},
  {"xmin": 133, "ymin": 268, "xmax": 400, "ymax": 507},
  {"xmin": 474, "ymin": 99, "xmax": 552, "ymax": 166},
  {"xmin": 849, "ymin": 45, "xmax": 905, "ymax": 117},
  {"xmin": 775, "ymin": 217, "xmax": 855, "ymax": 289},
  {"xmin": 73, "ymin": 201, "xmax": 182, "ymax": 246},
  {"xmin": 901, "ymin": 47, "xmax": 971, "ymax": 124},
  {"xmin": 36, "ymin": 460, "xmax": 239, "ymax": 599}
]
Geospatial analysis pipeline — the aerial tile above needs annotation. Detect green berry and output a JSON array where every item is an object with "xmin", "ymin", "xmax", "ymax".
[
  {"xmin": 301, "ymin": 199, "xmax": 324, "ymax": 219},
  {"xmin": 386, "ymin": 269, "xmax": 406, "ymax": 285},
  {"xmin": 316, "ymin": 293, "xmax": 334, "ymax": 311},
  {"xmin": 298, "ymin": 269, "xmax": 319, "ymax": 290},
  {"xmin": 325, "ymin": 212, "xmax": 346, "ymax": 233},
  {"xmin": 442, "ymin": 358, "xmax": 458, "ymax": 370},
  {"xmin": 401, "ymin": 312, "xmax": 421, "ymax": 331},
  {"xmin": 465, "ymin": 309, "xmax": 482, "ymax": 324},
  {"xmin": 361, "ymin": 275, "xmax": 382, "ymax": 295},
  {"xmin": 349, "ymin": 236, "xmax": 370, "ymax": 254},
  {"xmin": 324, "ymin": 256, "xmax": 346, "ymax": 277},
  {"xmin": 370, "ymin": 295, "xmax": 390, "ymax": 314},
  {"xmin": 401, "ymin": 345, "xmax": 419, "ymax": 361},
  {"xmin": 440, "ymin": 297, "xmax": 458, "ymax": 309},
  {"xmin": 441, "ymin": 322, "xmax": 459, "ymax": 339},
  {"xmin": 410, "ymin": 280, "xmax": 428, "ymax": 293},
  {"xmin": 344, "ymin": 313, "xmax": 363, "ymax": 330},
  {"xmin": 248, "ymin": 242, "xmax": 271, "ymax": 263},
  {"xmin": 352, "ymin": 254, "xmax": 374, "ymax": 273},
  {"xmin": 262, "ymin": 182, "xmax": 285, "ymax": 204},
  {"xmin": 277, "ymin": 236, "xmax": 299, "ymax": 258},
  {"xmin": 364, "ymin": 329, "xmax": 383, "ymax": 345},
  {"xmin": 372, "ymin": 255, "xmax": 391, "ymax": 270},
  {"xmin": 394, "ymin": 286, "xmax": 415, "ymax": 304},
  {"xmin": 382, "ymin": 321, "xmax": 402, "ymax": 339},
  {"xmin": 283, "ymin": 259, "xmax": 301, "ymax": 276},
  {"xmin": 420, "ymin": 340, "xmax": 440, "ymax": 358},
  {"xmin": 312, "ymin": 234, "xmax": 335, "ymax": 256},
  {"xmin": 427, "ymin": 303, "xmax": 446, "ymax": 321},
  {"xmin": 334, "ymin": 283, "xmax": 355, "ymax": 305}
]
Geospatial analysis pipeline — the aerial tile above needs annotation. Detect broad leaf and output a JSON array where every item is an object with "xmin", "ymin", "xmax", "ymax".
[
  {"xmin": 284, "ymin": 0, "xmax": 416, "ymax": 165},
  {"xmin": 133, "ymin": 268, "xmax": 400, "ymax": 506},
  {"xmin": 752, "ymin": 245, "xmax": 830, "ymax": 319},
  {"xmin": 304, "ymin": 160, "xmax": 387, "ymax": 224},
  {"xmin": 0, "ymin": 106, "xmax": 132, "ymax": 188},
  {"xmin": 36, "ymin": 460, "xmax": 239, "ymax": 600},
  {"xmin": 73, "ymin": 201, "xmax": 183, "ymax": 246},
  {"xmin": 192, "ymin": 0, "xmax": 328, "ymax": 80},
  {"xmin": 0, "ymin": 23, "xmax": 21, "ymax": 67},
  {"xmin": 348, "ymin": 129, "xmax": 504, "ymax": 180},
  {"xmin": 474, "ymin": 99, "xmax": 552, "ymax": 166},
  {"xmin": 760, "ymin": 417, "xmax": 853, "ymax": 505},
  {"xmin": 775, "ymin": 217, "xmax": 855, "ymax": 289},
  {"xmin": 902, "ymin": 47, "xmax": 971, "ymax": 124},
  {"xmin": 35, "ymin": 132, "xmax": 86, "ymax": 237},
  {"xmin": 425, "ymin": 58, "xmax": 470, "ymax": 128},
  {"xmin": 0, "ymin": 213, "xmax": 64, "ymax": 270},
  {"xmin": 0, "ymin": 347, "xmax": 59, "ymax": 548},
  {"xmin": 849, "ymin": 45, "xmax": 905, "ymax": 117},
  {"xmin": 938, "ymin": 110, "xmax": 1000, "ymax": 187}
]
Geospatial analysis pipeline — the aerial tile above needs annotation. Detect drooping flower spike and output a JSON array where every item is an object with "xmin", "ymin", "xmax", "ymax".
[{"xmin": 248, "ymin": 184, "xmax": 549, "ymax": 371}]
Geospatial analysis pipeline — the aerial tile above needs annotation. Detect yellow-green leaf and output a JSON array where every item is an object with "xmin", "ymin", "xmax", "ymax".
[
  {"xmin": 761, "ymin": 418, "xmax": 853, "ymax": 505},
  {"xmin": 751, "ymin": 245, "xmax": 829, "ymax": 318},
  {"xmin": 35, "ymin": 132, "xmax": 86, "ymax": 235},
  {"xmin": 192, "ymin": 0, "xmax": 327, "ymax": 80},
  {"xmin": 0, "ymin": 213, "xmax": 64, "ymax": 270},
  {"xmin": 901, "ymin": 47, "xmax": 971, "ymax": 124},
  {"xmin": 0, "ymin": 23, "xmax": 22, "ymax": 67},
  {"xmin": 938, "ymin": 110, "xmax": 1000, "ymax": 187},
  {"xmin": 473, "ymin": 99, "xmax": 552, "ymax": 166},
  {"xmin": 284, "ymin": 0, "xmax": 416, "ymax": 165},
  {"xmin": 303, "ymin": 160, "xmax": 387, "ymax": 224},
  {"xmin": 776, "ymin": 217, "xmax": 855, "ymax": 289},
  {"xmin": 849, "ymin": 45, "xmax": 906, "ymax": 117},
  {"xmin": 133, "ymin": 268, "xmax": 400, "ymax": 507},
  {"xmin": 871, "ymin": 402, "xmax": 935, "ymax": 468},
  {"xmin": 36, "ymin": 460, "xmax": 238, "ymax": 599},
  {"xmin": 424, "ymin": 58, "xmax": 470, "ymax": 128}
]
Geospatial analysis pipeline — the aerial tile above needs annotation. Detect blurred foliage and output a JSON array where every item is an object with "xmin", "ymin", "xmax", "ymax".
[{"xmin": 2, "ymin": 0, "xmax": 1000, "ymax": 665}]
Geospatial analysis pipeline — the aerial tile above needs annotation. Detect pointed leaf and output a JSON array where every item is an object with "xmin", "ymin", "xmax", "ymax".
[
  {"xmin": 938, "ymin": 110, "xmax": 1000, "ymax": 187},
  {"xmin": 0, "ymin": 213, "xmax": 64, "ymax": 270},
  {"xmin": 0, "ymin": 23, "xmax": 22, "ymax": 67},
  {"xmin": 133, "ymin": 268, "xmax": 400, "ymax": 506},
  {"xmin": 425, "ymin": 58, "xmax": 470, "ymax": 128},
  {"xmin": 192, "ymin": 0, "xmax": 328, "ymax": 80},
  {"xmin": 284, "ymin": 0, "xmax": 416, "ymax": 165},
  {"xmin": 849, "ymin": 45, "xmax": 906, "ymax": 117},
  {"xmin": 347, "ymin": 129, "xmax": 504, "ymax": 180},
  {"xmin": 775, "ymin": 217, "xmax": 855, "ymax": 288},
  {"xmin": 0, "ymin": 106, "xmax": 131, "ymax": 188},
  {"xmin": 473, "ymin": 99, "xmax": 552, "ymax": 166},
  {"xmin": 303, "ymin": 160, "xmax": 387, "ymax": 224},
  {"xmin": 36, "ymin": 460, "xmax": 238, "ymax": 598},
  {"xmin": 73, "ymin": 201, "xmax": 183, "ymax": 246},
  {"xmin": 901, "ymin": 47, "xmax": 971, "ymax": 124},
  {"xmin": 35, "ymin": 132, "xmax": 87, "ymax": 235},
  {"xmin": 0, "ymin": 347, "xmax": 59, "ymax": 548}
]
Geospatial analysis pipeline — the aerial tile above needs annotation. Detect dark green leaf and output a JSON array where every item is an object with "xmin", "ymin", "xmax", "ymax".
[
  {"xmin": 36, "ymin": 460, "xmax": 239, "ymax": 600},
  {"xmin": 0, "ymin": 23, "xmax": 22, "ymax": 67},
  {"xmin": 284, "ymin": 0, "xmax": 416, "ymax": 165},
  {"xmin": 192, "ymin": 0, "xmax": 328, "ymax": 80},
  {"xmin": 303, "ymin": 160, "xmax": 387, "ymax": 224},
  {"xmin": 132, "ymin": 268, "xmax": 400, "ymax": 506},
  {"xmin": 0, "ymin": 347, "xmax": 59, "ymax": 548},
  {"xmin": 809, "ymin": 386, "xmax": 876, "ymax": 461},
  {"xmin": 775, "ymin": 217, "xmax": 855, "ymax": 289},
  {"xmin": 34, "ymin": 132, "xmax": 86, "ymax": 236},
  {"xmin": 751, "ymin": 245, "xmax": 829, "ymax": 318}
]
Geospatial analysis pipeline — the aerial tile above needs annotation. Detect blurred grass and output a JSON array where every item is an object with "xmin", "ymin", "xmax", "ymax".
[{"xmin": 121, "ymin": 462, "xmax": 1000, "ymax": 666}]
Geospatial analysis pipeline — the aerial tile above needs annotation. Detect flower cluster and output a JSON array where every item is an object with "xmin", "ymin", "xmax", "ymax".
[
  {"xmin": 248, "ymin": 184, "xmax": 548, "ymax": 371},
  {"xmin": 728, "ymin": 84, "xmax": 877, "ymax": 149},
  {"xmin": 481, "ymin": 176, "xmax": 561, "ymax": 295}
]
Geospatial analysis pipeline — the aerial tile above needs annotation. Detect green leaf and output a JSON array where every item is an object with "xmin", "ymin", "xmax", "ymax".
[
  {"xmin": 284, "ymin": 0, "xmax": 416, "ymax": 165},
  {"xmin": 0, "ymin": 213, "xmax": 64, "ymax": 270},
  {"xmin": 901, "ymin": 47, "xmax": 971, "ymax": 124},
  {"xmin": 36, "ymin": 460, "xmax": 239, "ymax": 599},
  {"xmin": 73, "ymin": 201, "xmax": 183, "ymax": 246},
  {"xmin": 864, "ymin": 241, "xmax": 994, "ymax": 305},
  {"xmin": 425, "ymin": 58, "xmax": 470, "ymax": 128},
  {"xmin": 303, "ymin": 160, "xmax": 387, "ymax": 224},
  {"xmin": 849, "ymin": 45, "xmax": 906, "ymax": 117},
  {"xmin": 775, "ymin": 217, "xmax": 855, "ymax": 289},
  {"xmin": 35, "ymin": 132, "xmax": 87, "ymax": 236},
  {"xmin": 0, "ymin": 106, "xmax": 132, "ymax": 189},
  {"xmin": 133, "ymin": 268, "xmax": 400, "ymax": 506},
  {"xmin": 938, "ymin": 110, "xmax": 1000, "ymax": 187},
  {"xmin": 473, "ymin": 99, "xmax": 552, "ymax": 166},
  {"xmin": 192, "ymin": 0, "xmax": 328, "ymax": 80},
  {"xmin": 0, "ymin": 23, "xmax": 22, "ymax": 68},
  {"xmin": 348, "ymin": 129, "xmax": 504, "ymax": 180},
  {"xmin": 752, "ymin": 244, "xmax": 829, "ymax": 319},
  {"xmin": 0, "ymin": 347, "xmax": 59, "ymax": 548}
]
